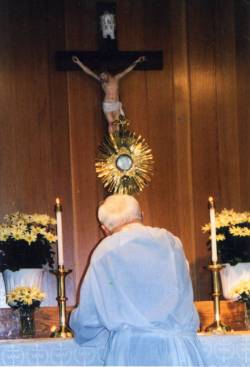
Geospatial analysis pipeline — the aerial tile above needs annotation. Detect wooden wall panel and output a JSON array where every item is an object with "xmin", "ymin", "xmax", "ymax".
[
  {"xmin": 64, "ymin": 0, "xmax": 105, "ymax": 289},
  {"xmin": 169, "ymin": 0, "xmax": 197, "ymax": 292},
  {"xmin": 117, "ymin": 0, "xmax": 156, "ymax": 225},
  {"xmin": 0, "ymin": 0, "xmax": 75, "ymax": 301},
  {"xmin": 46, "ymin": 0, "xmax": 75, "ymax": 298},
  {"xmin": 214, "ymin": 0, "xmax": 241, "ymax": 210},
  {"xmin": 117, "ymin": 1, "xmax": 180, "ymax": 237},
  {"xmin": 235, "ymin": 0, "xmax": 250, "ymax": 211},
  {"xmin": 0, "ymin": 0, "xmax": 250, "ymax": 302},
  {"xmin": 187, "ymin": 0, "xmax": 220, "ymax": 299}
]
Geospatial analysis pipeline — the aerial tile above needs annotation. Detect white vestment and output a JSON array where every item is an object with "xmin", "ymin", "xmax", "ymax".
[{"xmin": 70, "ymin": 223, "xmax": 206, "ymax": 366}]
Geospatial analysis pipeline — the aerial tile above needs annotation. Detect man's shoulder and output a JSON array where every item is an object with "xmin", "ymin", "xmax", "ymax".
[
  {"xmin": 91, "ymin": 225, "xmax": 182, "ymax": 264},
  {"xmin": 91, "ymin": 232, "xmax": 121, "ymax": 264},
  {"xmin": 145, "ymin": 225, "xmax": 182, "ymax": 246}
]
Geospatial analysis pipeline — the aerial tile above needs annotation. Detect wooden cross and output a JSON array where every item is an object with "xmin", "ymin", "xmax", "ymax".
[{"xmin": 55, "ymin": 2, "xmax": 163, "ymax": 72}]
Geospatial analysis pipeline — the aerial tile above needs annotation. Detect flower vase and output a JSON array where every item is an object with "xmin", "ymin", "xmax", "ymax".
[
  {"xmin": 19, "ymin": 307, "xmax": 35, "ymax": 338},
  {"xmin": 2, "ymin": 268, "xmax": 44, "ymax": 295},
  {"xmin": 220, "ymin": 263, "xmax": 250, "ymax": 299}
]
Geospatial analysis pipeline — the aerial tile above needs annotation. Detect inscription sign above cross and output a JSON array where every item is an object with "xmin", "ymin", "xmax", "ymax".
[{"xmin": 55, "ymin": 2, "xmax": 163, "ymax": 72}]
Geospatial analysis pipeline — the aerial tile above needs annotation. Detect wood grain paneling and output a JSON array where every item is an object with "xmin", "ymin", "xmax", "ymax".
[
  {"xmin": 235, "ymin": 0, "xmax": 250, "ymax": 211},
  {"xmin": 187, "ymin": 0, "xmax": 220, "ymax": 299},
  {"xmin": 196, "ymin": 300, "xmax": 245, "ymax": 331},
  {"xmin": 0, "ymin": 0, "xmax": 75, "ymax": 301},
  {"xmin": 0, "ymin": 307, "xmax": 73, "ymax": 338},
  {"xmin": 0, "ymin": 301, "xmax": 246, "ymax": 338},
  {"xmin": 64, "ymin": 0, "xmax": 105, "ymax": 289},
  {"xmin": 0, "ymin": 0, "xmax": 250, "ymax": 303},
  {"xmin": 214, "ymin": 0, "xmax": 241, "ymax": 210},
  {"xmin": 169, "ymin": 0, "xmax": 197, "ymax": 292}
]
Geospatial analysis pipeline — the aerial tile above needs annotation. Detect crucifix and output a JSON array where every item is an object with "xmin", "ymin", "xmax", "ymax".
[
  {"xmin": 55, "ymin": 2, "xmax": 163, "ymax": 71},
  {"xmin": 55, "ymin": 2, "xmax": 163, "ymax": 132}
]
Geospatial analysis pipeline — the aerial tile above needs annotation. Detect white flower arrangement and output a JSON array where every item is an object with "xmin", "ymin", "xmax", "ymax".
[
  {"xmin": 202, "ymin": 209, "xmax": 250, "ymax": 265},
  {"xmin": 0, "ymin": 213, "xmax": 57, "ymax": 244},
  {"xmin": 202, "ymin": 209, "xmax": 250, "ymax": 241},
  {"xmin": 0, "ymin": 212, "xmax": 57, "ymax": 271}
]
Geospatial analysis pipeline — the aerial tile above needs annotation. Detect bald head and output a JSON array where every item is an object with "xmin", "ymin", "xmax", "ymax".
[{"xmin": 98, "ymin": 194, "xmax": 142, "ymax": 231}]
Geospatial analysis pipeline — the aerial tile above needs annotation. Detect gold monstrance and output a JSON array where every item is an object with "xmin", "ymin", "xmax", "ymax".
[{"xmin": 95, "ymin": 117, "xmax": 154, "ymax": 195}]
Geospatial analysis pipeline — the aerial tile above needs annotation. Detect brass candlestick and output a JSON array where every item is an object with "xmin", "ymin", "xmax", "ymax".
[
  {"xmin": 206, "ymin": 263, "xmax": 231, "ymax": 333},
  {"xmin": 51, "ymin": 265, "xmax": 73, "ymax": 338}
]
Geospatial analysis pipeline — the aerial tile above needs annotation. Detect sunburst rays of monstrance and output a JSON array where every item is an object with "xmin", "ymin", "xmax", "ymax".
[{"xmin": 95, "ymin": 119, "xmax": 154, "ymax": 194}]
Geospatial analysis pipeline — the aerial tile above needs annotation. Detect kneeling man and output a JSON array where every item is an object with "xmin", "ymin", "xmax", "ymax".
[{"xmin": 70, "ymin": 194, "xmax": 206, "ymax": 366}]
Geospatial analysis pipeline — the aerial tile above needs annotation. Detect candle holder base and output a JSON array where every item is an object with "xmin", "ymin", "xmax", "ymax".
[
  {"xmin": 51, "ymin": 325, "xmax": 73, "ymax": 338},
  {"xmin": 205, "ymin": 320, "xmax": 231, "ymax": 334},
  {"xmin": 206, "ymin": 262, "xmax": 231, "ymax": 334},
  {"xmin": 50, "ymin": 265, "xmax": 73, "ymax": 339}
]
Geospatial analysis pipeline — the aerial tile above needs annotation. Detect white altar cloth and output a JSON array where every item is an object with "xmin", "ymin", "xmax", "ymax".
[{"xmin": 0, "ymin": 332, "xmax": 250, "ymax": 366}]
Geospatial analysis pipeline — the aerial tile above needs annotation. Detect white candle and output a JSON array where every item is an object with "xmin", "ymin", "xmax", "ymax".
[
  {"xmin": 55, "ymin": 198, "xmax": 64, "ymax": 266},
  {"xmin": 208, "ymin": 196, "xmax": 217, "ymax": 263}
]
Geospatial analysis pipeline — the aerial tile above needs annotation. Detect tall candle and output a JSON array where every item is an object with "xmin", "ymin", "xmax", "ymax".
[
  {"xmin": 208, "ymin": 196, "xmax": 217, "ymax": 263},
  {"xmin": 55, "ymin": 198, "xmax": 64, "ymax": 266}
]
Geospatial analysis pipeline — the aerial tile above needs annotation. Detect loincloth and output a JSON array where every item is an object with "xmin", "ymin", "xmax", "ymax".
[{"xmin": 102, "ymin": 101, "xmax": 124, "ymax": 115}]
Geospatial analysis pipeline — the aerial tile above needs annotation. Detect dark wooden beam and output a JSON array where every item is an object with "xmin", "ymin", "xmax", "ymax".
[
  {"xmin": 55, "ymin": 50, "xmax": 163, "ymax": 72},
  {"xmin": 55, "ymin": 2, "xmax": 163, "ymax": 72}
]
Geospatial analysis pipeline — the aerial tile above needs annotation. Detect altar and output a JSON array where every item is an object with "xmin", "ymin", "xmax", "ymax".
[
  {"xmin": 0, "ymin": 292, "xmax": 248, "ymax": 366},
  {"xmin": 0, "ymin": 332, "xmax": 250, "ymax": 366}
]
